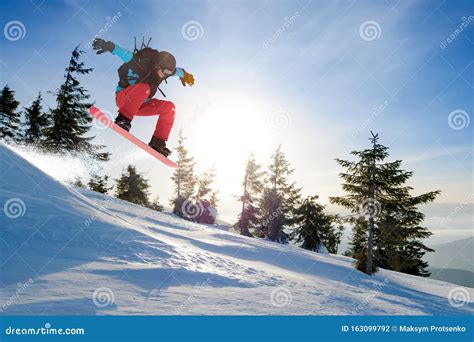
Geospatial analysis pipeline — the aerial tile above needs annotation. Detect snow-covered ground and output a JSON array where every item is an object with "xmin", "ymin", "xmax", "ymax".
[{"xmin": 1, "ymin": 143, "xmax": 473, "ymax": 315}]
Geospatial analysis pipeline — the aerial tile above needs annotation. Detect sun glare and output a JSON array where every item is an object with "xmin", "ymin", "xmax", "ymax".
[
  {"xmin": 192, "ymin": 92, "xmax": 274, "ymax": 159},
  {"xmin": 186, "ymin": 91, "xmax": 276, "ymax": 199}
]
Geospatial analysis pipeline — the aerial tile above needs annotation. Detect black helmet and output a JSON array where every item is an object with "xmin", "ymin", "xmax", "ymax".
[{"xmin": 153, "ymin": 51, "xmax": 176, "ymax": 74}]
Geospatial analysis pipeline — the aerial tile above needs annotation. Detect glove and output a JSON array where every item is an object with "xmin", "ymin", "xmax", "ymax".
[
  {"xmin": 180, "ymin": 70, "xmax": 195, "ymax": 87},
  {"xmin": 92, "ymin": 38, "xmax": 115, "ymax": 54}
]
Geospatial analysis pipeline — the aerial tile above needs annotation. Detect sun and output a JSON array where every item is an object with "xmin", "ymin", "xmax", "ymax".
[
  {"xmin": 185, "ymin": 91, "xmax": 276, "ymax": 199},
  {"xmin": 192, "ymin": 92, "xmax": 274, "ymax": 162}
]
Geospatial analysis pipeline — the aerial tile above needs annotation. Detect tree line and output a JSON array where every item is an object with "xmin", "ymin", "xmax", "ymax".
[
  {"xmin": 0, "ymin": 46, "xmax": 108, "ymax": 160},
  {"xmin": 231, "ymin": 133, "xmax": 439, "ymax": 277}
]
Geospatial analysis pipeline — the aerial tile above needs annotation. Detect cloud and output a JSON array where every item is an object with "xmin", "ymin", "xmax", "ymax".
[{"xmin": 404, "ymin": 145, "xmax": 472, "ymax": 164}]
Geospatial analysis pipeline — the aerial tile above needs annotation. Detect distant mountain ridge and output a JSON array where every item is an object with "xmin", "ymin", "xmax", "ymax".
[
  {"xmin": 426, "ymin": 237, "xmax": 474, "ymax": 287},
  {"xmin": 429, "ymin": 268, "xmax": 474, "ymax": 288}
]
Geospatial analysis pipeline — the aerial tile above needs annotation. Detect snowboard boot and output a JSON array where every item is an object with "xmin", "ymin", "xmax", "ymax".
[
  {"xmin": 114, "ymin": 113, "xmax": 131, "ymax": 131},
  {"xmin": 149, "ymin": 136, "xmax": 171, "ymax": 157}
]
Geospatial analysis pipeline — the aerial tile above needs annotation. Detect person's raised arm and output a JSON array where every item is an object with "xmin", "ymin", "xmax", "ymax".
[{"xmin": 92, "ymin": 38, "xmax": 133, "ymax": 63}]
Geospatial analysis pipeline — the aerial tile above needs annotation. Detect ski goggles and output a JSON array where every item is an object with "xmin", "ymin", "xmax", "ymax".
[{"xmin": 162, "ymin": 69, "xmax": 175, "ymax": 76}]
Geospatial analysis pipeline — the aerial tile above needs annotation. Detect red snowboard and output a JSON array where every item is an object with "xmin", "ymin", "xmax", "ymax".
[{"xmin": 89, "ymin": 106, "xmax": 178, "ymax": 168}]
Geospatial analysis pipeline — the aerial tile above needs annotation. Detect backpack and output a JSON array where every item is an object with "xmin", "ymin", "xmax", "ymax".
[
  {"xmin": 117, "ymin": 37, "xmax": 166, "ymax": 97},
  {"xmin": 129, "ymin": 47, "xmax": 160, "ymax": 76}
]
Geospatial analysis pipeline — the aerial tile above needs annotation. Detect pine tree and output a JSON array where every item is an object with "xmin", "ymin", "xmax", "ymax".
[
  {"xmin": 235, "ymin": 153, "xmax": 264, "ymax": 237},
  {"xmin": 209, "ymin": 191, "xmax": 218, "ymax": 208},
  {"xmin": 171, "ymin": 129, "xmax": 196, "ymax": 214},
  {"xmin": 88, "ymin": 174, "xmax": 113, "ymax": 194},
  {"xmin": 148, "ymin": 195, "xmax": 164, "ymax": 212},
  {"xmin": 257, "ymin": 146, "xmax": 301, "ymax": 243},
  {"xmin": 23, "ymin": 92, "xmax": 50, "ymax": 144},
  {"xmin": 330, "ymin": 132, "xmax": 440, "ymax": 276},
  {"xmin": 291, "ymin": 196, "xmax": 341, "ymax": 253},
  {"xmin": 196, "ymin": 167, "xmax": 216, "ymax": 202},
  {"xmin": 72, "ymin": 177, "xmax": 85, "ymax": 188},
  {"xmin": 43, "ymin": 46, "xmax": 109, "ymax": 160},
  {"xmin": 327, "ymin": 225, "xmax": 345, "ymax": 254},
  {"xmin": 116, "ymin": 165, "xmax": 150, "ymax": 207},
  {"xmin": 189, "ymin": 168, "xmax": 217, "ymax": 223},
  {"xmin": 0, "ymin": 85, "xmax": 21, "ymax": 141}
]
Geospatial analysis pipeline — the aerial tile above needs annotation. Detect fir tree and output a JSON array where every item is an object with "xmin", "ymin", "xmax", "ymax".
[
  {"xmin": 72, "ymin": 177, "xmax": 85, "ymax": 188},
  {"xmin": 209, "ymin": 191, "xmax": 218, "ymax": 208},
  {"xmin": 23, "ymin": 92, "xmax": 50, "ymax": 144},
  {"xmin": 330, "ymin": 132, "xmax": 440, "ymax": 276},
  {"xmin": 257, "ymin": 146, "xmax": 301, "ymax": 243},
  {"xmin": 44, "ymin": 46, "xmax": 109, "ymax": 160},
  {"xmin": 116, "ymin": 165, "xmax": 150, "ymax": 207},
  {"xmin": 0, "ymin": 85, "xmax": 21, "ymax": 141},
  {"xmin": 171, "ymin": 129, "xmax": 196, "ymax": 214},
  {"xmin": 327, "ymin": 225, "xmax": 345, "ymax": 254},
  {"xmin": 291, "ymin": 196, "xmax": 341, "ymax": 253},
  {"xmin": 196, "ymin": 167, "xmax": 216, "ymax": 202},
  {"xmin": 148, "ymin": 196, "xmax": 164, "ymax": 212},
  {"xmin": 191, "ymin": 168, "xmax": 218, "ymax": 224},
  {"xmin": 88, "ymin": 174, "xmax": 113, "ymax": 194},
  {"xmin": 235, "ymin": 153, "xmax": 263, "ymax": 237}
]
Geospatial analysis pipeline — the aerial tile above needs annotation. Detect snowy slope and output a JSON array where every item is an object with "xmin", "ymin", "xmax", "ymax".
[{"xmin": 1, "ymin": 143, "xmax": 473, "ymax": 315}]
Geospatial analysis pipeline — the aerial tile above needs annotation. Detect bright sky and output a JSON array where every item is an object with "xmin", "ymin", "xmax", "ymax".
[{"xmin": 1, "ymin": 0, "xmax": 472, "ymax": 242}]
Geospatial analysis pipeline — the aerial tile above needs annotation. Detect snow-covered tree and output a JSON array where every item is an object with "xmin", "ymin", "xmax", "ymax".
[
  {"xmin": 330, "ymin": 132, "xmax": 440, "ymax": 276},
  {"xmin": 43, "ymin": 46, "xmax": 109, "ymax": 161},
  {"xmin": 23, "ymin": 92, "xmax": 50, "ymax": 144},
  {"xmin": 116, "ymin": 165, "xmax": 150, "ymax": 207},
  {"xmin": 0, "ymin": 85, "xmax": 21, "ymax": 141},
  {"xmin": 235, "ymin": 153, "xmax": 264, "ymax": 236}
]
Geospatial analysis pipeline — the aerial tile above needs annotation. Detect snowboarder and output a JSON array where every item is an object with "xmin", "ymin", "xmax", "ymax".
[{"xmin": 92, "ymin": 38, "xmax": 194, "ymax": 157}]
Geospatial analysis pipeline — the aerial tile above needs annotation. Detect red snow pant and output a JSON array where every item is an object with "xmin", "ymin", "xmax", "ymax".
[{"xmin": 115, "ymin": 83, "xmax": 175, "ymax": 141}]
